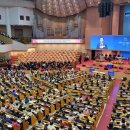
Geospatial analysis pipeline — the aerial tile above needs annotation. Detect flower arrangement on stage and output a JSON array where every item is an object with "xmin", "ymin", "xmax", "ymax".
[{"xmin": 112, "ymin": 60, "xmax": 124, "ymax": 65}]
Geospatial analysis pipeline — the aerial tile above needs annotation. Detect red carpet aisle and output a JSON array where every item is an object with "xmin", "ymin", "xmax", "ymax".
[{"xmin": 96, "ymin": 79, "xmax": 121, "ymax": 130}]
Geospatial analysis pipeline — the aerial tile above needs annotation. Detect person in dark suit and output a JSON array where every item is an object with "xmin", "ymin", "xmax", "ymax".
[{"xmin": 97, "ymin": 37, "xmax": 108, "ymax": 49}]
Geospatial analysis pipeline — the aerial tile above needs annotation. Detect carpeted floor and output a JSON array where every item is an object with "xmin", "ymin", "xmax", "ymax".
[
  {"xmin": 76, "ymin": 60, "xmax": 130, "ymax": 129},
  {"xmin": 96, "ymin": 79, "xmax": 121, "ymax": 130}
]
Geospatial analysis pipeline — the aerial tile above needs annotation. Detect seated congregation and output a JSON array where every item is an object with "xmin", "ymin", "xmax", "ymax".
[
  {"xmin": 108, "ymin": 80, "xmax": 130, "ymax": 130},
  {"xmin": 0, "ymin": 66, "xmax": 114, "ymax": 130}
]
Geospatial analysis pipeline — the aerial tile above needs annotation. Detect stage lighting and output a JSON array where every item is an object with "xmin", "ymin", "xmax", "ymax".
[{"xmin": 98, "ymin": 0, "xmax": 113, "ymax": 17}]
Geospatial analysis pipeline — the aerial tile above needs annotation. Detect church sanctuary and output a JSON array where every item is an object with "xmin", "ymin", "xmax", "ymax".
[{"xmin": 0, "ymin": 0, "xmax": 130, "ymax": 130}]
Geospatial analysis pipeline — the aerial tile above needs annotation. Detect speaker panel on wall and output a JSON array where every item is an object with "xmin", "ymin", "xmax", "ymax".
[{"xmin": 98, "ymin": 0, "xmax": 113, "ymax": 17}]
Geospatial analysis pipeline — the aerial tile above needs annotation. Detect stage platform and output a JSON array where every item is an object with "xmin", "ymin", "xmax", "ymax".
[{"xmin": 76, "ymin": 60, "xmax": 130, "ymax": 80}]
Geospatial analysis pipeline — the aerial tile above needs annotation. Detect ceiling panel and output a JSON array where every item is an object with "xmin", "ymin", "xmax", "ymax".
[{"xmin": 36, "ymin": 0, "xmax": 130, "ymax": 17}]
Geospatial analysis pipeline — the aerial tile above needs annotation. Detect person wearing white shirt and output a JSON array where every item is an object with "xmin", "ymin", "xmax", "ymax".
[
  {"xmin": 67, "ymin": 115, "xmax": 75, "ymax": 122},
  {"xmin": 47, "ymin": 122, "xmax": 56, "ymax": 130},
  {"xmin": 79, "ymin": 111, "xmax": 84, "ymax": 119},
  {"xmin": 72, "ymin": 123, "xmax": 79, "ymax": 130}
]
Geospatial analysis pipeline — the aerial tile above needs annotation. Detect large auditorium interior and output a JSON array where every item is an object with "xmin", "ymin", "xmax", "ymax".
[{"xmin": 0, "ymin": 0, "xmax": 130, "ymax": 130}]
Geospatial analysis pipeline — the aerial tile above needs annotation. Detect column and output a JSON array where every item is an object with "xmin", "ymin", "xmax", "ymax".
[
  {"xmin": 101, "ymin": 15, "xmax": 112, "ymax": 35},
  {"xmin": 5, "ymin": 7, "xmax": 12, "ymax": 37},
  {"xmin": 112, "ymin": 5, "xmax": 120, "ymax": 35}
]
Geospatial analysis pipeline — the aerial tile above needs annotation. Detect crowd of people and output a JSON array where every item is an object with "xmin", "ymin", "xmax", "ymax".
[
  {"xmin": 108, "ymin": 80, "xmax": 130, "ymax": 130},
  {"xmin": 31, "ymin": 70, "xmax": 113, "ymax": 130},
  {"xmin": 0, "ymin": 65, "xmax": 114, "ymax": 130},
  {"xmin": 18, "ymin": 61, "xmax": 73, "ymax": 71},
  {"xmin": 95, "ymin": 53, "xmax": 124, "ymax": 62}
]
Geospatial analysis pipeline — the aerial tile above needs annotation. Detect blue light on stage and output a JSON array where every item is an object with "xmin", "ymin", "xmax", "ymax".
[
  {"xmin": 107, "ymin": 64, "xmax": 113, "ymax": 69},
  {"xmin": 108, "ymin": 71, "xmax": 115, "ymax": 76},
  {"xmin": 89, "ymin": 68, "xmax": 95, "ymax": 72}
]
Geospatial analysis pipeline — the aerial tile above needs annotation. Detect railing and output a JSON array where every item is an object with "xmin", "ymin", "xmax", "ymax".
[
  {"xmin": 13, "ymin": 37, "xmax": 31, "ymax": 44},
  {"xmin": 0, "ymin": 35, "xmax": 13, "ymax": 44}
]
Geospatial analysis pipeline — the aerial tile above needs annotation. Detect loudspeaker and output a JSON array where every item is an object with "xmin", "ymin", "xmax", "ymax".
[
  {"xmin": 98, "ymin": 0, "xmax": 113, "ymax": 17},
  {"xmin": 92, "ymin": 50, "xmax": 95, "ymax": 60},
  {"xmin": 104, "ymin": 67, "xmax": 108, "ymax": 70}
]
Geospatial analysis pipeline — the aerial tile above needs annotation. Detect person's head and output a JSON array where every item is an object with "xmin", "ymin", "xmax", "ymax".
[
  {"xmin": 68, "ymin": 124, "xmax": 72, "ymax": 128},
  {"xmin": 109, "ymin": 122, "xmax": 113, "ymax": 128},
  {"xmin": 83, "ymin": 125, "xmax": 86, "ymax": 129},
  {"xmin": 126, "ymin": 115, "xmax": 129, "ymax": 119},
  {"xmin": 126, "ymin": 122, "xmax": 129, "ymax": 127},
  {"xmin": 50, "ymin": 122, "xmax": 53, "ymax": 125},
  {"xmin": 60, "ymin": 125, "xmax": 64, "ymax": 129},
  {"xmin": 123, "ymin": 110, "xmax": 126, "ymax": 114},
  {"xmin": 73, "ymin": 122, "xmax": 77, "ymax": 126},
  {"xmin": 122, "ymin": 118, "xmax": 125, "ymax": 123},
  {"xmin": 122, "ymin": 124, "xmax": 126, "ymax": 129},
  {"xmin": 32, "ymin": 127, "xmax": 36, "ymax": 130},
  {"xmin": 100, "ymin": 37, "xmax": 104, "ymax": 44},
  {"xmin": 90, "ymin": 114, "xmax": 93, "ymax": 117}
]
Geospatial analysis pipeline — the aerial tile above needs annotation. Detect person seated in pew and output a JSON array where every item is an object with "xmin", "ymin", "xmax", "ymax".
[
  {"xmin": 4, "ymin": 114, "xmax": 14, "ymax": 124},
  {"xmin": 126, "ymin": 115, "xmax": 130, "ymax": 122},
  {"xmin": 59, "ymin": 120, "xmax": 68, "ymax": 128},
  {"xmin": 116, "ymin": 101, "xmax": 121, "ymax": 107},
  {"xmin": 67, "ymin": 114, "xmax": 75, "ymax": 121},
  {"xmin": 74, "ymin": 116, "xmax": 84, "ymax": 123},
  {"xmin": 128, "ymin": 80, "xmax": 130, "ymax": 88},
  {"xmin": 108, "ymin": 122, "xmax": 114, "ymax": 130},
  {"xmin": 112, "ymin": 105, "xmax": 118, "ymax": 113},
  {"xmin": 67, "ymin": 124, "xmax": 73, "ymax": 130},
  {"xmin": 126, "ymin": 122, "xmax": 130, "ymax": 129},
  {"xmin": 108, "ymin": 75, "xmax": 112, "ymax": 81},
  {"xmin": 120, "ymin": 124, "xmax": 127, "ymax": 130},
  {"xmin": 72, "ymin": 122, "xmax": 79, "ymax": 130},
  {"xmin": 0, "ymin": 120, "xmax": 4, "ymax": 129},
  {"xmin": 61, "ymin": 113, "xmax": 68, "ymax": 119},
  {"xmin": 95, "ymin": 73, "xmax": 100, "ymax": 79},
  {"xmin": 88, "ymin": 114, "xmax": 95, "ymax": 122},
  {"xmin": 83, "ymin": 107, "xmax": 89, "ymax": 115},
  {"xmin": 44, "ymin": 115, "xmax": 50, "ymax": 121},
  {"xmin": 47, "ymin": 122, "xmax": 56, "ymax": 130},
  {"xmin": 11, "ymin": 89, "xmax": 18, "ymax": 97},
  {"xmin": 51, "ymin": 117, "xmax": 59, "ymax": 124},
  {"xmin": 43, "ymin": 124, "xmax": 48, "ymax": 130},
  {"xmin": 24, "ymin": 96, "xmax": 29, "ymax": 104},
  {"xmin": 114, "ymin": 113, "xmax": 121, "ymax": 119},
  {"xmin": 121, "ymin": 110, "xmax": 128, "ymax": 117},
  {"xmin": 101, "ymin": 74, "xmax": 106, "ymax": 81},
  {"xmin": 79, "ymin": 111, "xmax": 85, "ymax": 119},
  {"xmin": 81, "ymin": 124, "xmax": 89, "ymax": 130},
  {"xmin": 59, "ymin": 125, "xmax": 64, "ymax": 130}
]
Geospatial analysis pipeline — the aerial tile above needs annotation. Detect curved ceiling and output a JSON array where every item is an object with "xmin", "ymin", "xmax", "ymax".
[
  {"xmin": 36, "ymin": 0, "xmax": 130, "ymax": 17},
  {"xmin": 36, "ymin": 0, "xmax": 100, "ymax": 17}
]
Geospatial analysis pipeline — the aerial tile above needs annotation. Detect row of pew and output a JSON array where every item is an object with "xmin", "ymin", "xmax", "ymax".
[
  {"xmin": 32, "ymin": 70, "xmax": 115, "ymax": 130},
  {"xmin": 18, "ymin": 51, "xmax": 80, "ymax": 63},
  {"xmin": 108, "ymin": 80, "xmax": 130, "ymax": 130}
]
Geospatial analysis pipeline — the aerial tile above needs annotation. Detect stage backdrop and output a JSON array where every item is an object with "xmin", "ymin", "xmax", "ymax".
[
  {"xmin": 123, "ymin": 4, "xmax": 130, "ymax": 35},
  {"xmin": 90, "ymin": 35, "xmax": 130, "ymax": 51},
  {"xmin": 120, "ymin": 5, "xmax": 130, "ymax": 58}
]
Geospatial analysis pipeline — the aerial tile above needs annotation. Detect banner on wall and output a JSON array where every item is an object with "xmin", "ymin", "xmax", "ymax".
[
  {"xmin": 32, "ymin": 39, "xmax": 83, "ymax": 44},
  {"xmin": 90, "ymin": 35, "xmax": 130, "ymax": 51}
]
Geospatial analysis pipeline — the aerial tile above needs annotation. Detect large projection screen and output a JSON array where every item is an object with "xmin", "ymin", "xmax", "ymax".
[{"xmin": 90, "ymin": 35, "xmax": 130, "ymax": 51}]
